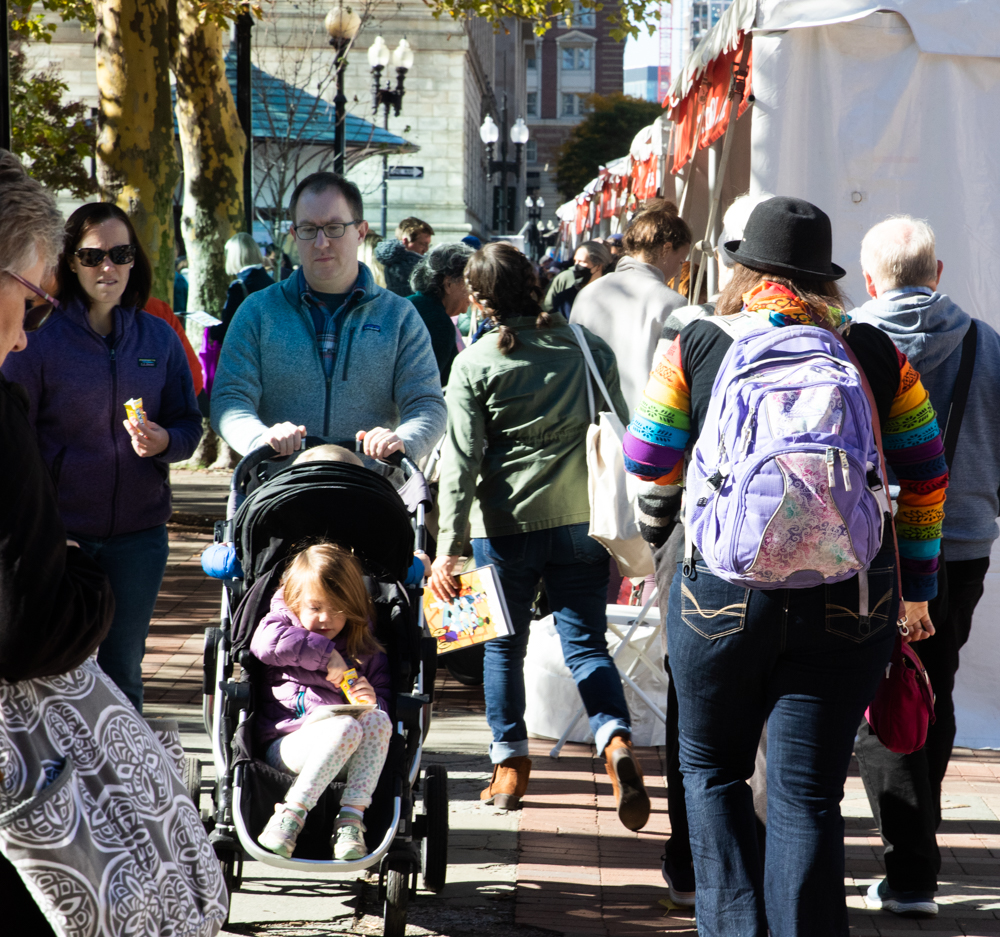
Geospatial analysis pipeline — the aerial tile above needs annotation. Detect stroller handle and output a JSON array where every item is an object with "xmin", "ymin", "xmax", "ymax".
[{"xmin": 230, "ymin": 437, "xmax": 422, "ymax": 495}]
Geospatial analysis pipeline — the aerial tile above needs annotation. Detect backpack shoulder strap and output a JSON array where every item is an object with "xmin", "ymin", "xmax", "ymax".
[
  {"xmin": 943, "ymin": 320, "xmax": 977, "ymax": 469},
  {"xmin": 825, "ymin": 322, "xmax": 907, "ymax": 626},
  {"xmin": 705, "ymin": 312, "xmax": 760, "ymax": 340}
]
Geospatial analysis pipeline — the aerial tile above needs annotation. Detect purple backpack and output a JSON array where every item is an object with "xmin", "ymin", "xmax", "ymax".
[{"xmin": 684, "ymin": 320, "xmax": 891, "ymax": 590}]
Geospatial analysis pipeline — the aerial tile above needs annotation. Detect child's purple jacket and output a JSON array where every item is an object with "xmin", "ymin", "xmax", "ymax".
[
  {"xmin": 250, "ymin": 589, "xmax": 392, "ymax": 747},
  {"xmin": 1, "ymin": 298, "xmax": 202, "ymax": 537}
]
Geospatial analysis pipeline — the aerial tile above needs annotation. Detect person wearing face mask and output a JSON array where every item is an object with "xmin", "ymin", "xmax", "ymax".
[
  {"xmin": 541, "ymin": 240, "xmax": 613, "ymax": 317},
  {"xmin": 1, "ymin": 202, "xmax": 203, "ymax": 713}
]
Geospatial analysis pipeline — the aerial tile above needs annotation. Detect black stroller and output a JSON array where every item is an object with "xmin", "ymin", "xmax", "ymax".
[{"xmin": 202, "ymin": 438, "xmax": 448, "ymax": 936}]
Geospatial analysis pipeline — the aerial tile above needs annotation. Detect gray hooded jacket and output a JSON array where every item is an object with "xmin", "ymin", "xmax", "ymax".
[{"xmin": 855, "ymin": 290, "xmax": 1000, "ymax": 561}]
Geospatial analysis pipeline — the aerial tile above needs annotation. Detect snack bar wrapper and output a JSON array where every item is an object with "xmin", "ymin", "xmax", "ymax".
[
  {"xmin": 124, "ymin": 397, "xmax": 146, "ymax": 426},
  {"xmin": 340, "ymin": 667, "xmax": 360, "ymax": 704}
]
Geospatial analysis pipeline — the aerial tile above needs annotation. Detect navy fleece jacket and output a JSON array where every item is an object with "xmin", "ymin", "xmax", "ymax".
[
  {"xmin": 1, "ymin": 298, "xmax": 203, "ymax": 538},
  {"xmin": 210, "ymin": 262, "xmax": 446, "ymax": 460},
  {"xmin": 856, "ymin": 290, "xmax": 1000, "ymax": 560}
]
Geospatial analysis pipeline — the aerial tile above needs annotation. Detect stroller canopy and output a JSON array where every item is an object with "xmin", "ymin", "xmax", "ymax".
[{"xmin": 235, "ymin": 462, "xmax": 415, "ymax": 584}]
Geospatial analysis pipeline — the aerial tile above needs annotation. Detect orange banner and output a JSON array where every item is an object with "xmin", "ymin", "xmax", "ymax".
[{"xmin": 669, "ymin": 35, "xmax": 753, "ymax": 175}]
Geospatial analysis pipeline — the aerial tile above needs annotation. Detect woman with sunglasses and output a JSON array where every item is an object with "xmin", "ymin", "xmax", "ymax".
[{"xmin": 2, "ymin": 202, "xmax": 203, "ymax": 713}]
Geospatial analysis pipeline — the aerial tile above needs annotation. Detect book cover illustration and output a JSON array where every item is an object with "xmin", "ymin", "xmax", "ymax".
[{"xmin": 423, "ymin": 564, "xmax": 512, "ymax": 655}]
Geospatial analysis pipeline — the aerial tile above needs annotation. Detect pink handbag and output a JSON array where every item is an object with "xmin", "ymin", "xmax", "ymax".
[{"xmin": 865, "ymin": 636, "xmax": 936, "ymax": 754}]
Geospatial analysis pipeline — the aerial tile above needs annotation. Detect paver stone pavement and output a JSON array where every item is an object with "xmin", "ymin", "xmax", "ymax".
[{"xmin": 134, "ymin": 469, "xmax": 1000, "ymax": 936}]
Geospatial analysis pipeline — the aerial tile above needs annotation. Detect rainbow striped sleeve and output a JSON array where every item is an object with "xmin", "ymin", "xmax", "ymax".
[
  {"xmin": 883, "ymin": 350, "xmax": 948, "ymax": 601},
  {"xmin": 623, "ymin": 337, "xmax": 691, "ymax": 485}
]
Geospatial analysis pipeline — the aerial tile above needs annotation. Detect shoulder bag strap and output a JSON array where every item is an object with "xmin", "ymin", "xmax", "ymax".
[
  {"xmin": 569, "ymin": 323, "xmax": 616, "ymax": 420},
  {"xmin": 942, "ymin": 320, "xmax": 977, "ymax": 469}
]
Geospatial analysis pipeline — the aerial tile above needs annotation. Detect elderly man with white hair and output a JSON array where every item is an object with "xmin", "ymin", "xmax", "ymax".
[{"xmin": 853, "ymin": 214, "xmax": 1000, "ymax": 918}]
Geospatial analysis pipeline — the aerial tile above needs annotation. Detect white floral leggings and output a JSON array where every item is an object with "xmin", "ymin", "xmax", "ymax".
[{"xmin": 265, "ymin": 709, "xmax": 393, "ymax": 812}]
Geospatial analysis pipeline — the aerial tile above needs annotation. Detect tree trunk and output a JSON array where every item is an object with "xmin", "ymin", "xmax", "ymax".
[
  {"xmin": 93, "ymin": 0, "xmax": 180, "ymax": 304},
  {"xmin": 171, "ymin": 1, "xmax": 246, "ymax": 320},
  {"xmin": 178, "ymin": 417, "xmax": 218, "ymax": 469}
]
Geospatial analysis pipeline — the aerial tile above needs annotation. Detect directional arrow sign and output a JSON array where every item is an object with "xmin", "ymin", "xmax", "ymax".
[{"xmin": 386, "ymin": 166, "xmax": 424, "ymax": 179}]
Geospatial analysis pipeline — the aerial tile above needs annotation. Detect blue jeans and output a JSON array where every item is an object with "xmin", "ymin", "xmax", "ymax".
[
  {"xmin": 473, "ymin": 522, "xmax": 631, "ymax": 764},
  {"xmin": 71, "ymin": 524, "xmax": 170, "ymax": 713},
  {"xmin": 666, "ymin": 546, "xmax": 897, "ymax": 937}
]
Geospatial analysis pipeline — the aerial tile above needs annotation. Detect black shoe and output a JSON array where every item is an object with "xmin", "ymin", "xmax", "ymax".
[{"xmin": 661, "ymin": 852, "xmax": 696, "ymax": 908}]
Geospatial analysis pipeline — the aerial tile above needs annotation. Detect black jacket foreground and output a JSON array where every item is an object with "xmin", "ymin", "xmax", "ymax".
[{"xmin": 0, "ymin": 375, "xmax": 113, "ymax": 681}]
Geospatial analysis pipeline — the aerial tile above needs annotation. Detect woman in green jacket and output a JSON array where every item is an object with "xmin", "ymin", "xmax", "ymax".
[{"xmin": 429, "ymin": 242, "xmax": 649, "ymax": 831}]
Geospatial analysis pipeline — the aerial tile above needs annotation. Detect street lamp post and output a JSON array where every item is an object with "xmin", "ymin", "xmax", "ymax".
[
  {"xmin": 368, "ymin": 36, "xmax": 415, "ymax": 237},
  {"xmin": 480, "ymin": 96, "xmax": 528, "ymax": 236},
  {"xmin": 525, "ymin": 195, "xmax": 545, "ymax": 261},
  {"xmin": 325, "ymin": 2, "xmax": 362, "ymax": 176}
]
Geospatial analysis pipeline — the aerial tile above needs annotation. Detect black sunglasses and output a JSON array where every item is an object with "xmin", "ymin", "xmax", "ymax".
[
  {"xmin": 7, "ymin": 271, "xmax": 61, "ymax": 332},
  {"xmin": 74, "ymin": 244, "xmax": 136, "ymax": 267}
]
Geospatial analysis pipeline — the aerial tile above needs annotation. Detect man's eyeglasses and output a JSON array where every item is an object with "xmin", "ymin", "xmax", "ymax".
[
  {"xmin": 73, "ymin": 244, "xmax": 136, "ymax": 267},
  {"xmin": 293, "ymin": 221, "xmax": 361, "ymax": 241},
  {"xmin": 7, "ymin": 270, "xmax": 60, "ymax": 332}
]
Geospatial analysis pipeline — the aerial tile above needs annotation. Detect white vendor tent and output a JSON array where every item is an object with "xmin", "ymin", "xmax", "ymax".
[{"xmin": 667, "ymin": 0, "xmax": 1000, "ymax": 747}]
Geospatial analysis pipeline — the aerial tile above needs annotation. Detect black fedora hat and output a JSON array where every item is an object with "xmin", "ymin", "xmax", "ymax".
[{"xmin": 720, "ymin": 196, "xmax": 846, "ymax": 281}]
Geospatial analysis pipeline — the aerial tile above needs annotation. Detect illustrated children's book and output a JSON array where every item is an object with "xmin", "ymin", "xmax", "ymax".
[{"xmin": 423, "ymin": 564, "xmax": 513, "ymax": 655}]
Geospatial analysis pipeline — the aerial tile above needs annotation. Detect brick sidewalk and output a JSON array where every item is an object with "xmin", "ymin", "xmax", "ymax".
[
  {"xmin": 143, "ymin": 529, "xmax": 219, "ymax": 708},
  {"xmin": 145, "ymin": 528, "xmax": 1000, "ymax": 936}
]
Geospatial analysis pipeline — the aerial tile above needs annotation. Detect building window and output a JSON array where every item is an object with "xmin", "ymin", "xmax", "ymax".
[
  {"xmin": 526, "ymin": 53, "xmax": 537, "ymax": 71},
  {"xmin": 561, "ymin": 93, "xmax": 588, "ymax": 117},
  {"xmin": 571, "ymin": 1, "xmax": 595, "ymax": 27},
  {"xmin": 526, "ymin": 139, "xmax": 537, "ymax": 163},
  {"xmin": 561, "ymin": 47, "xmax": 592, "ymax": 70},
  {"xmin": 526, "ymin": 92, "xmax": 538, "ymax": 117}
]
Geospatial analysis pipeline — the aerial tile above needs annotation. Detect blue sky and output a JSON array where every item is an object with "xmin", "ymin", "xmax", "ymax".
[{"xmin": 624, "ymin": 27, "xmax": 661, "ymax": 70}]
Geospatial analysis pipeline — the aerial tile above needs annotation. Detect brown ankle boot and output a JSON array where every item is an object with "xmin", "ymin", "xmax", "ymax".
[
  {"xmin": 480, "ymin": 755, "xmax": 532, "ymax": 810},
  {"xmin": 605, "ymin": 735, "xmax": 650, "ymax": 831}
]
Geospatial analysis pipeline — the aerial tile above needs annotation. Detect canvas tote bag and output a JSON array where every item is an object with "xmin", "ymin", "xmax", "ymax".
[{"xmin": 569, "ymin": 323, "xmax": 653, "ymax": 578}]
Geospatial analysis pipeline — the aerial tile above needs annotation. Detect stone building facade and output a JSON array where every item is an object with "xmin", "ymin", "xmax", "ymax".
[{"xmin": 22, "ymin": 0, "xmax": 619, "ymax": 243}]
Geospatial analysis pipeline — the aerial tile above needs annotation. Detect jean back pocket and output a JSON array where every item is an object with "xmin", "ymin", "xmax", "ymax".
[
  {"xmin": 679, "ymin": 567, "xmax": 749, "ymax": 640},
  {"xmin": 825, "ymin": 564, "xmax": 895, "ymax": 642}
]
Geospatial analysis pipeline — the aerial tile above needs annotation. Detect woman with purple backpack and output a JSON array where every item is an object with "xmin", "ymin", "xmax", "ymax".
[{"xmin": 623, "ymin": 197, "xmax": 947, "ymax": 936}]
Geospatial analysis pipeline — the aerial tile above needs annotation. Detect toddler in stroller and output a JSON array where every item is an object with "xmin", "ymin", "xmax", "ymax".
[
  {"xmin": 253, "ymin": 542, "xmax": 393, "ymax": 861},
  {"xmin": 202, "ymin": 437, "xmax": 448, "ymax": 936}
]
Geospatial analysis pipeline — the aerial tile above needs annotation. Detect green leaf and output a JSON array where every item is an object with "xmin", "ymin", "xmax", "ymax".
[
  {"xmin": 421, "ymin": 0, "xmax": 664, "ymax": 39},
  {"xmin": 10, "ymin": 48, "xmax": 98, "ymax": 199}
]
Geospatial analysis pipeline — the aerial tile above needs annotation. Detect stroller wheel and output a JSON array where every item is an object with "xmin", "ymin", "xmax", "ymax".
[
  {"xmin": 383, "ymin": 858, "xmax": 409, "ymax": 937},
  {"xmin": 420, "ymin": 764, "xmax": 448, "ymax": 893},
  {"xmin": 182, "ymin": 755, "xmax": 202, "ymax": 810},
  {"xmin": 214, "ymin": 845, "xmax": 243, "ymax": 925},
  {"xmin": 444, "ymin": 643, "xmax": 484, "ymax": 686}
]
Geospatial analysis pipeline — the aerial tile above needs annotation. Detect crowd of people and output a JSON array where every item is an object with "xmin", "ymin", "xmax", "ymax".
[{"xmin": 0, "ymin": 146, "xmax": 996, "ymax": 936}]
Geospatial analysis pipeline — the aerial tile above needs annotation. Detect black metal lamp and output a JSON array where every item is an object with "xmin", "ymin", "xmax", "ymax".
[
  {"xmin": 369, "ymin": 36, "xmax": 415, "ymax": 236},
  {"xmin": 325, "ymin": 2, "xmax": 362, "ymax": 175}
]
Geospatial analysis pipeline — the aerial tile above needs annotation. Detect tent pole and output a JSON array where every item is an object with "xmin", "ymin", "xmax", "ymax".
[{"xmin": 691, "ymin": 33, "xmax": 752, "ymax": 306}]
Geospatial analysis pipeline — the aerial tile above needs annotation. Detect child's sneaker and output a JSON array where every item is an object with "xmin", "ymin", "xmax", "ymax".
[
  {"xmin": 258, "ymin": 802, "xmax": 306, "ymax": 858},
  {"xmin": 333, "ymin": 816, "xmax": 367, "ymax": 860}
]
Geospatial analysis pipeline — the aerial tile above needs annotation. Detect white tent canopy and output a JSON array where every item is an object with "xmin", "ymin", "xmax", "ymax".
[{"xmin": 715, "ymin": 0, "xmax": 1000, "ymax": 747}]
